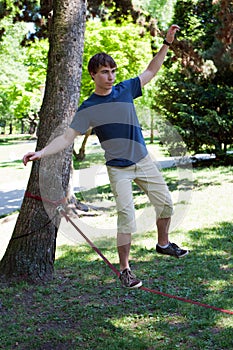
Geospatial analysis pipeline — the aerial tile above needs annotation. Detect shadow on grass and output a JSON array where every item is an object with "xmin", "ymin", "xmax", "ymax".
[
  {"xmin": 191, "ymin": 167, "xmax": 233, "ymax": 190},
  {"xmin": 75, "ymin": 183, "xmax": 151, "ymax": 213},
  {"xmin": 75, "ymin": 166, "xmax": 233, "ymax": 209},
  {"xmin": 55, "ymin": 220, "xmax": 233, "ymax": 314},
  {"xmin": 51, "ymin": 220, "xmax": 233, "ymax": 348},
  {"xmin": 0, "ymin": 189, "xmax": 24, "ymax": 217},
  {"xmin": 162, "ymin": 166, "xmax": 233, "ymax": 192},
  {"xmin": 0, "ymin": 159, "xmax": 24, "ymax": 168},
  {"xmin": 0, "ymin": 221, "xmax": 232, "ymax": 349}
]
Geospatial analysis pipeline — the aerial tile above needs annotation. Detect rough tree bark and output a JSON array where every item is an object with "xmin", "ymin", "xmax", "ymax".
[{"xmin": 0, "ymin": 0, "xmax": 86, "ymax": 282}]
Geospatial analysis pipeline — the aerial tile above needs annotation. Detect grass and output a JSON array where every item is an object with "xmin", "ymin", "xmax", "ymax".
[
  {"xmin": 0, "ymin": 135, "xmax": 233, "ymax": 349},
  {"xmin": 0, "ymin": 137, "xmax": 35, "ymax": 194},
  {"xmin": 72, "ymin": 134, "xmax": 167, "ymax": 169},
  {"xmin": 0, "ymin": 165, "xmax": 233, "ymax": 349},
  {"xmin": 0, "ymin": 134, "xmax": 33, "ymax": 144}
]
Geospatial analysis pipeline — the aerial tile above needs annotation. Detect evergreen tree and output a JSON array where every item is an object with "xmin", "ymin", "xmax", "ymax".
[{"xmin": 155, "ymin": 0, "xmax": 233, "ymax": 155}]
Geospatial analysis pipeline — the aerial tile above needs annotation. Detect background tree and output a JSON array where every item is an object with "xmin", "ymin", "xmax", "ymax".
[
  {"xmin": 133, "ymin": 0, "xmax": 177, "ymax": 28},
  {"xmin": 0, "ymin": 16, "xmax": 28, "ymax": 133},
  {"xmin": 0, "ymin": 0, "xmax": 177, "ymax": 137},
  {"xmin": 154, "ymin": 0, "xmax": 233, "ymax": 156},
  {"xmin": 0, "ymin": 13, "xmax": 48, "ymax": 133},
  {"xmin": 0, "ymin": 0, "xmax": 86, "ymax": 281}
]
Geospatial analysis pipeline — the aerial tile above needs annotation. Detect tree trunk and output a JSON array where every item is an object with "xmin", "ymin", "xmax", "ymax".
[
  {"xmin": 73, "ymin": 128, "xmax": 92, "ymax": 160},
  {"xmin": 150, "ymin": 114, "xmax": 154, "ymax": 144},
  {"xmin": 0, "ymin": 0, "xmax": 86, "ymax": 282},
  {"xmin": 21, "ymin": 119, "xmax": 24, "ymax": 134},
  {"xmin": 28, "ymin": 113, "xmax": 38, "ymax": 135},
  {"xmin": 9, "ymin": 122, "xmax": 12, "ymax": 134}
]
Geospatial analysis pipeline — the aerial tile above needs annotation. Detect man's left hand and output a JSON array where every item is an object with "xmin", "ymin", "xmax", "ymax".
[{"xmin": 165, "ymin": 24, "xmax": 180, "ymax": 44}]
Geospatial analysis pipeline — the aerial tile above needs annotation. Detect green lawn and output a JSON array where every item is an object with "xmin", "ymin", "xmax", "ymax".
[{"xmin": 0, "ymin": 165, "xmax": 232, "ymax": 350}]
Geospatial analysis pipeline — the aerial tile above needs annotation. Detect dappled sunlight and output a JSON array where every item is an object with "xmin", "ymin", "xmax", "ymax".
[
  {"xmin": 1, "ymin": 216, "xmax": 232, "ymax": 350},
  {"xmin": 55, "ymin": 218, "xmax": 232, "ymax": 315}
]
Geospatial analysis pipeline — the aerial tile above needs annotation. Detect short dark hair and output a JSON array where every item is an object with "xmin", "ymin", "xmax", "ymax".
[{"xmin": 88, "ymin": 53, "xmax": 117, "ymax": 74}]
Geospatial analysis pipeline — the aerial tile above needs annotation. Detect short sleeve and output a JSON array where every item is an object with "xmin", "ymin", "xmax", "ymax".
[
  {"xmin": 70, "ymin": 107, "xmax": 91, "ymax": 134},
  {"xmin": 124, "ymin": 77, "xmax": 142, "ymax": 99}
]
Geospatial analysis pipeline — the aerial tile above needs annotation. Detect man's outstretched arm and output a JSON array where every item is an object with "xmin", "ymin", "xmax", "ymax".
[
  {"xmin": 23, "ymin": 127, "xmax": 80, "ymax": 165},
  {"xmin": 139, "ymin": 24, "xmax": 180, "ymax": 87}
]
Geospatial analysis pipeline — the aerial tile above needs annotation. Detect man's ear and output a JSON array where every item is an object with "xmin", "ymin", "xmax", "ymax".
[{"xmin": 90, "ymin": 72, "xmax": 95, "ymax": 81}]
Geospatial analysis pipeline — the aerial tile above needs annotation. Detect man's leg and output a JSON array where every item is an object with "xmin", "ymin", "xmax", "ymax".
[
  {"xmin": 117, "ymin": 233, "xmax": 131, "ymax": 271},
  {"xmin": 117, "ymin": 232, "xmax": 142, "ymax": 288},
  {"xmin": 156, "ymin": 216, "xmax": 189, "ymax": 258},
  {"xmin": 157, "ymin": 217, "xmax": 171, "ymax": 246},
  {"xmin": 107, "ymin": 166, "xmax": 142, "ymax": 288},
  {"xmin": 134, "ymin": 156, "xmax": 189, "ymax": 258}
]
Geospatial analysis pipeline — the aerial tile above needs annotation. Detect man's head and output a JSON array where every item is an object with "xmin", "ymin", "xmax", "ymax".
[
  {"xmin": 88, "ymin": 53, "xmax": 117, "ymax": 75},
  {"xmin": 88, "ymin": 53, "xmax": 117, "ymax": 95}
]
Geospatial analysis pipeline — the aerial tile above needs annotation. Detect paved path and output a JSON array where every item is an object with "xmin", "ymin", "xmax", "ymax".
[
  {"xmin": 0, "ymin": 140, "xmax": 33, "ymax": 216},
  {"xmin": 0, "ymin": 157, "xmax": 179, "ymax": 217},
  {"xmin": 2, "ymin": 138, "xmax": 214, "ymax": 217}
]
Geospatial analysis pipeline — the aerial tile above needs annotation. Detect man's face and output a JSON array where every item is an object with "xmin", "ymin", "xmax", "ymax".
[{"xmin": 91, "ymin": 65, "xmax": 117, "ymax": 94}]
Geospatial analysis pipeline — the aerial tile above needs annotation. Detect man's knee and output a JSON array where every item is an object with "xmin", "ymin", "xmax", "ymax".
[{"xmin": 158, "ymin": 204, "xmax": 174, "ymax": 219}]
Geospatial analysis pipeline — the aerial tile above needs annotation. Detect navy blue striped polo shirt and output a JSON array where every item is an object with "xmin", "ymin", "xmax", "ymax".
[{"xmin": 70, "ymin": 77, "xmax": 148, "ymax": 167}]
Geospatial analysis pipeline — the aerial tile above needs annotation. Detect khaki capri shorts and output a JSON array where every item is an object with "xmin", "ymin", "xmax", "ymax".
[{"xmin": 107, "ymin": 154, "xmax": 174, "ymax": 234}]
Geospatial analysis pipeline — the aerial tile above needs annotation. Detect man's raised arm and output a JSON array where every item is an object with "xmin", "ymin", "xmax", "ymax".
[
  {"xmin": 139, "ymin": 24, "xmax": 180, "ymax": 88},
  {"xmin": 23, "ymin": 127, "xmax": 80, "ymax": 166}
]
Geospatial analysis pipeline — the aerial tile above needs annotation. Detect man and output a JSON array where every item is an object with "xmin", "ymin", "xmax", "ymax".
[{"xmin": 23, "ymin": 24, "xmax": 189, "ymax": 289}]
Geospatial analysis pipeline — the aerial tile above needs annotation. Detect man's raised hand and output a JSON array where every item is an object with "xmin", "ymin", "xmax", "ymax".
[{"xmin": 165, "ymin": 24, "xmax": 180, "ymax": 44}]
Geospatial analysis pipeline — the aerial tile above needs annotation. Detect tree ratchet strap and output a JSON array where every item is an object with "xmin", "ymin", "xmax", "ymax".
[
  {"xmin": 10, "ymin": 192, "xmax": 65, "ymax": 241},
  {"xmin": 25, "ymin": 191, "xmax": 66, "ymax": 207}
]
